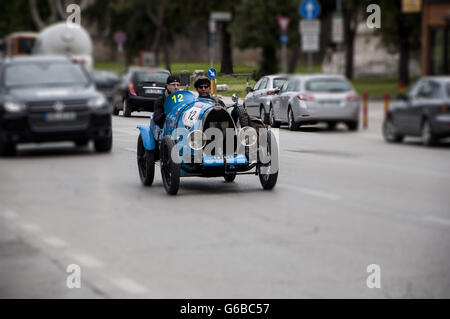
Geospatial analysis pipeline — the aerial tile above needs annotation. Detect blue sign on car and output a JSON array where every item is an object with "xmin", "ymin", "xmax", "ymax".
[
  {"xmin": 207, "ymin": 67, "xmax": 217, "ymax": 80},
  {"xmin": 299, "ymin": 0, "xmax": 321, "ymax": 20}
]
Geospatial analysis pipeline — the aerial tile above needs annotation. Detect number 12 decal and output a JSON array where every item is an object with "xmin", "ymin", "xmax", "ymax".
[{"xmin": 172, "ymin": 94, "xmax": 184, "ymax": 103}]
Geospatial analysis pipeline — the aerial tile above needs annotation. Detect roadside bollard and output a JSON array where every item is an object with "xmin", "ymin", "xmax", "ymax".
[
  {"xmin": 384, "ymin": 92, "xmax": 390, "ymax": 117},
  {"xmin": 398, "ymin": 81, "xmax": 405, "ymax": 95},
  {"xmin": 211, "ymin": 79, "xmax": 216, "ymax": 95},
  {"xmin": 363, "ymin": 92, "xmax": 368, "ymax": 129}
]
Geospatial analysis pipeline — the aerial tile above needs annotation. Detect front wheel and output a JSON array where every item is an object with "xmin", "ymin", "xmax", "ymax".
[
  {"xmin": 94, "ymin": 134, "xmax": 112, "ymax": 153},
  {"xmin": 160, "ymin": 136, "xmax": 180, "ymax": 195},
  {"xmin": 260, "ymin": 107, "xmax": 269, "ymax": 124},
  {"xmin": 258, "ymin": 130, "xmax": 278, "ymax": 190},
  {"xmin": 422, "ymin": 119, "xmax": 437, "ymax": 146},
  {"xmin": 137, "ymin": 134, "xmax": 155, "ymax": 186},
  {"xmin": 382, "ymin": 117, "xmax": 403, "ymax": 143},
  {"xmin": 288, "ymin": 107, "xmax": 298, "ymax": 131}
]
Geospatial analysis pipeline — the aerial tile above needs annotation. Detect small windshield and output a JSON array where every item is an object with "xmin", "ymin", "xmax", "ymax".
[
  {"xmin": 4, "ymin": 61, "xmax": 89, "ymax": 88},
  {"xmin": 136, "ymin": 72, "xmax": 169, "ymax": 84},
  {"xmin": 306, "ymin": 78, "xmax": 352, "ymax": 92}
]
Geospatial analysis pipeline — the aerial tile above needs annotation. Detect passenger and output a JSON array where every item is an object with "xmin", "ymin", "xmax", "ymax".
[
  {"xmin": 153, "ymin": 75, "xmax": 181, "ymax": 129},
  {"xmin": 194, "ymin": 77, "xmax": 226, "ymax": 107}
]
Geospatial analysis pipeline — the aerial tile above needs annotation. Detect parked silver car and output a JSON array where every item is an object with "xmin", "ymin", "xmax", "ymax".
[
  {"xmin": 269, "ymin": 74, "xmax": 360, "ymax": 131},
  {"xmin": 244, "ymin": 74, "xmax": 288, "ymax": 123}
]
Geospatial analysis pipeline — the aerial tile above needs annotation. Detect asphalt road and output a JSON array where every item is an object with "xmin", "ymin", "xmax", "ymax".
[{"xmin": 1, "ymin": 101, "xmax": 449, "ymax": 298}]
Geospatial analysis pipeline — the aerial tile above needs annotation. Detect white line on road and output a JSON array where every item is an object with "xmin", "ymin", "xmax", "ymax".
[
  {"xmin": 69, "ymin": 253, "xmax": 104, "ymax": 268},
  {"xmin": 111, "ymin": 277, "xmax": 149, "ymax": 295},
  {"xmin": 1, "ymin": 210, "xmax": 19, "ymax": 220},
  {"xmin": 125, "ymin": 148, "xmax": 137, "ymax": 153},
  {"xmin": 43, "ymin": 236, "xmax": 69, "ymax": 248},
  {"xmin": 278, "ymin": 184, "xmax": 341, "ymax": 201},
  {"xmin": 19, "ymin": 223, "xmax": 41, "ymax": 233}
]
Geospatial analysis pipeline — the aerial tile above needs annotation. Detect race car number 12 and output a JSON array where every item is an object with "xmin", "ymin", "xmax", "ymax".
[{"xmin": 172, "ymin": 94, "xmax": 184, "ymax": 103}]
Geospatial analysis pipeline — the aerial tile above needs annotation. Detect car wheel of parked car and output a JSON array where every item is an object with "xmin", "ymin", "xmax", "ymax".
[
  {"xmin": 123, "ymin": 99, "xmax": 132, "ymax": 117},
  {"xmin": 288, "ymin": 107, "xmax": 298, "ymax": 131},
  {"xmin": 224, "ymin": 173, "xmax": 236, "ymax": 183},
  {"xmin": 260, "ymin": 107, "xmax": 269, "ymax": 124},
  {"xmin": 258, "ymin": 130, "xmax": 278, "ymax": 190},
  {"xmin": 382, "ymin": 117, "xmax": 403, "ymax": 143},
  {"xmin": 94, "ymin": 134, "xmax": 112, "ymax": 153},
  {"xmin": 421, "ymin": 119, "xmax": 437, "ymax": 146},
  {"xmin": 160, "ymin": 136, "xmax": 180, "ymax": 195},
  {"xmin": 269, "ymin": 106, "xmax": 280, "ymax": 128},
  {"xmin": 137, "ymin": 134, "xmax": 155, "ymax": 186},
  {"xmin": 346, "ymin": 120, "xmax": 359, "ymax": 131},
  {"xmin": 0, "ymin": 140, "xmax": 16, "ymax": 157}
]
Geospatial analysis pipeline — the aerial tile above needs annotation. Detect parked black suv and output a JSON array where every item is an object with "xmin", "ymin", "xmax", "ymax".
[
  {"xmin": 0, "ymin": 56, "xmax": 112, "ymax": 156},
  {"xmin": 113, "ymin": 67, "xmax": 170, "ymax": 117}
]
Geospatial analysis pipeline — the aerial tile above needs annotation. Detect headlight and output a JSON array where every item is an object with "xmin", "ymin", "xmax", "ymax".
[
  {"xmin": 4, "ymin": 101, "xmax": 25, "ymax": 112},
  {"xmin": 88, "ymin": 95, "xmax": 107, "ymax": 108},
  {"xmin": 187, "ymin": 130, "xmax": 206, "ymax": 150},
  {"xmin": 238, "ymin": 126, "xmax": 257, "ymax": 147}
]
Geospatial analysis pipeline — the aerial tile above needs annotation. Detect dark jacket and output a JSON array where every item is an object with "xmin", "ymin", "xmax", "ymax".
[{"xmin": 153, "ymin": 91, "xmax": 169, "ymax": 128}]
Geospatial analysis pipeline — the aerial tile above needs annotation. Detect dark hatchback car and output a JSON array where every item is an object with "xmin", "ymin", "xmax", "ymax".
[
  {"xmin": 383, "ymin": 76, "xmax": 450, "ymax": 146},
  {"xmin": 90, "ymin": 69, "xmax": 120, "ymax": 108},
  {"xmin": 0, "ymin": 56, "xmax": 112, "ymax": 156},
  {"xmin": 114, "ymin": 67, "xmax": 170, "ymax": 117}
]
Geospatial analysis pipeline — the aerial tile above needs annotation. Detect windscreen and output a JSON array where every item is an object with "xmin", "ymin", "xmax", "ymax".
[
  {"xmin": 4, "ymin": 61, "xmax": 89, "ymax": 88},
  {"xmin": 306, "ymin": 78, "xmax": 352, "ymax": 93}
]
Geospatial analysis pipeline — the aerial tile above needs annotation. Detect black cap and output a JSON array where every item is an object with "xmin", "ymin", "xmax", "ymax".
[
  {"xmin": 166, "ymin": 75, "xmax": 181, "ymax": 84},
  {"xmin": 194, "ymin": 77, "xmax": 210, "ymax": 89}
]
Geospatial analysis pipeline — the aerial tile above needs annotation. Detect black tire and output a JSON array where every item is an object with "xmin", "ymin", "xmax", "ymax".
[
  {"xmin": 346, "ymin": 120, "xmax": 359, "ymax": 131},
  {"xmin": 327, "ymin": 122, "xmax": 337, "ymax": 131},
  {"xmin": 288, "ymin": 107, "xmax": 298, "ymax": 131},
  {"xmin": 269, "ymin": 105, "xmax": 280, "ymax": 128},
  {"xmin": 0, "ymin": 140, "xmax": 16, "ymax": 157},
  {"xmin": 94, "ymin": 134, "xmax": 112, "ymax": 153},
  {"xmin": 382, "ymin": 117, "xmax": 403, "ymax": 143},
  {"xmin": 224, "ymin": 173, "xmax": 236, "ymax": 183},
  {"xmin": 421, "ymin": 119, "xmax": 437, "ymax": 146},
  {"xmin": 137, "ymin": 134, "xmax": 155, "ymax": 186},
  {"xmin": 160, "ymin": 136, "xmax": 180, "ymax": 195},
  {"xmin": 74, "ymin": 139, "xmax": 89, "ymax": 147},
  {"xmin": 123, "ymin": 98, "xmax": 132, "ymax": 117},
  {"xmin": 260, "ymin": 106, "xmax": 269, "ymax": 124},
  {"xmin": 113, "ymin": 105, "xmax": 120, "ymax": 116},
  {"xmin": 258, "ymin": 130, "xmax": 278, "ymax": 190}
]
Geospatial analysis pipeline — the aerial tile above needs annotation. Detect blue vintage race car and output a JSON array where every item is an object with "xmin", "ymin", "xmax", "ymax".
[{"xmin": 136, "ymin": 90, "xmax": 278, "ymax": 195}]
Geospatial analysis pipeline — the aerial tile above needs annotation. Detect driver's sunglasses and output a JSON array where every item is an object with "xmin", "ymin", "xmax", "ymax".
[
  {"xmin": 199, "ymin": 85, "xmax": 210, "ymax": 89},
  {"xmin": 169, "ymin": 83, "xmax": 180, "ymax": 86}
]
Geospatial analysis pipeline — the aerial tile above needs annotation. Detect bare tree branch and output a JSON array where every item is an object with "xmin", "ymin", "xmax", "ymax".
[
  {"xmin": 29, "ymin": 0, "xmax": 45, "ymax": 29},
  {"xmin": 55, "ymin": 0, "xmax": 67, "ymax": 20},
  {"xmin": 47, "ymin": 0, "xmax": 58, "ymax": 23}
]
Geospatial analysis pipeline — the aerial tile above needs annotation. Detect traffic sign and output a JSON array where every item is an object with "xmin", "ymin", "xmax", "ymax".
[
  {"xmin": 114, "ymin": 31, "xmax": 127, "ymax": 45},
  {"xmin": 301, "ymin": 34, "xmax": 320, "ymax": 52},
  {"xmin": 277, "ymin": 16, "xmax": 291, "ymax": 34},
  {"xmin": 207, "ymin": 67, "xmax": 217, "ymax": 80},
  {"xmin": 299, "ymin": 0, "xmax": 321, "ymax": 20},
  {"xmin": 280, "ymin": 34, "xmax": 289, "ymax": 44},
  {"xmin": 299, "ymin": 19, "xmax": 321, "ymax": 34},
  {"xmin": 331, "ymin": 12, "xmax": 344, "ymax": 43}
]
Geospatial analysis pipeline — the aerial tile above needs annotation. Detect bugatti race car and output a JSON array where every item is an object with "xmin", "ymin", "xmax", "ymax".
[{"xmin": 136, "ymin": 90, "xmax": 279, "ymax": 195}]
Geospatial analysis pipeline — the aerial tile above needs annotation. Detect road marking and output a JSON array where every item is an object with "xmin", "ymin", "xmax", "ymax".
[
  {"xmin": 43, "ymin": 236, "xmax": 69, "ymax": 248},
  {"xmin": 111, "ymin": 277, "xmax": 149, "ymax": 294},
  {"xmin": 19, "ymin": 223, "xmax": 41, "ymax": 233},
  {"xmin": 1, "ymin": 210, "xmax": 19, "ymax": 220},
  {"xmin": 125, "ymin": 148, "xmax": 137, "ymax": 153},
  {"xmin": 69, "ymin": 253, "xmax": 104, "ymax": 268},
  {"xmin": 278, "ymin": 184, "xmax": 341, "ymax": 201}
]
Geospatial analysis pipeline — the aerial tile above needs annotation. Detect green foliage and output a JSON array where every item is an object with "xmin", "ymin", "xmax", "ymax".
[{"xmin": 0, "ymin": 0, "xmax": 36, "ymax": 36}]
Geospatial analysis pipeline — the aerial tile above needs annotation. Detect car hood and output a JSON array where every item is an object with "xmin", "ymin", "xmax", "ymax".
[{"xmin": 6, "ymin": 85, "xmax": 100, "ymax": 103}]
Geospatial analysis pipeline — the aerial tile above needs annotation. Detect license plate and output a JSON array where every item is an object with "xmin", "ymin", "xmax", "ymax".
[
  {"xmin": 145, "ymin": 89, "xmax": 162, "ymax": 94},
  {"xmin": 44, "ymin": 112, "xmax": 77, "ymax": 122},
  {"xmin": 321, "ymin": 101, "xmax": 339, "ymax": 107}
]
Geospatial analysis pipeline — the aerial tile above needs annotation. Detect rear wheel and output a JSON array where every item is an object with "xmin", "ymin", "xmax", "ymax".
[
  {"xmin": 269, "ymin": 105, "xmax": 280, "ymax": 128},
  {"xmin": 224, "ymin": 173, "xmax": 236, "ymax": 183},
  {"xmin": 288, "ymin": 107, "xmax": 298, "ymax": 131},
  {"xmin": 346, "ymin": 120, "xmax": 359, "ymax": 131},
  {"xmin": 260, "ymin": 107, "xmax": 269, "ymax": 124},
  {"xmin": 258, "ymin": 130, "xmax": 278, "ymax": 190},
  {"xmin": 160, "ymin": 136, "xmax": 180, "ymax": 195},
  {"xmin": 123, "ymin": 98, "xmax": 132, "ymax": 117},
  {"xmin": 382, "ymin": 117, "xmax": 403, "ymax": 143},
  {"xmin": 137, "ymin": 134, "xmax": 155, "ymax": 186},
  {"xmin": 421, "ymin": 119, "xmax": 437, "ymax": 146},
  {"xmin": 0, "ymin": 140, "xmax": 16, "ymax": 157}
]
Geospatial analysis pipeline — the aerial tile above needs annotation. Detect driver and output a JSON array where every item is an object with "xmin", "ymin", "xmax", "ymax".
[
  {"xmin": 194, "ymin": 77, "xmax": 226, "ymax": 107},
  {"xmin": 153, "ymin": 75, "xmax": 181, "ymax": 128}
]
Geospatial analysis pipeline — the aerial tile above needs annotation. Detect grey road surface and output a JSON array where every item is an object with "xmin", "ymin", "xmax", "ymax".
[{"xmin": 1, "ymin": 101, "xmax": 449, "ymax": 298}]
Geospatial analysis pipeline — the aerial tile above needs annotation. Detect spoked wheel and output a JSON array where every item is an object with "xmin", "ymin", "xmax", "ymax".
[
  {"xmin": 224, "ymin": 172, "xmax": 236, "ymax": 183},
  {"xmin": 269, "ymin": 106, "xmax": 280, "ymax": 128},
  {"xmin": 137, "ymin": 133, "xmax": 155, "ymax": 186},
  {"xmin": 160, "ymin": 136, "xmax": 180, "ymax": 195},
  {"xmin": 258, "ymin": 130, "xmax": 279, "ymax": 190}
]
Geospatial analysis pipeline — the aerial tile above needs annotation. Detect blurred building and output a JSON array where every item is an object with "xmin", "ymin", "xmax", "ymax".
[{"xmin": 422, "ymin": 0, "xmax": 450, "ymax": 75}]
